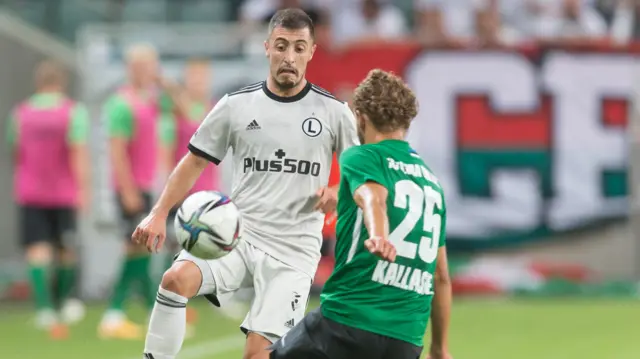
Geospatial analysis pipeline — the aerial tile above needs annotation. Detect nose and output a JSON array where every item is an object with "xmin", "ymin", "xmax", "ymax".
[{"xmin": 284, "ymin": 47, "xmax": 296, "ymax": 64}]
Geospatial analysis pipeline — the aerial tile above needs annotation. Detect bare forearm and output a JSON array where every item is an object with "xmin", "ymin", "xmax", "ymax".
[
  {"xmin": 353, "ymin": 183, "xmax": 389, "ymax": 239},
  {"xmin": 361, "ymin": 199, "xmax": 389, "ymax": 239},
  {"xmin": 430, "ymin": 277, "xmax": 452, "ymax": 351},
  {"xmin": 71, "ymin": 145, "xmax": 91, "ymax": 195},
  {"xmin": 159, "ymin": 145, "xmax": 176, "ymax": 180},
  {"xmin": 111, "ymin": 146, "xmax": 137, "ymax": 194},
  {"xmin": 152, "ymin": 152, "xmax": 208, "ymax": 216}
]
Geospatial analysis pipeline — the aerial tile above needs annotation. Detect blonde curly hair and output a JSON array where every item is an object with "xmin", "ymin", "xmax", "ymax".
[{"xmin": 352, "ymin": 69, "xmax": 418, "ymax": 132}]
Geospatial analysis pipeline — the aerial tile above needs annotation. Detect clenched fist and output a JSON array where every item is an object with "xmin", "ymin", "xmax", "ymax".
[{"xmin": 364, "ymin": 236, "xmax": 396, "ymax": 262}]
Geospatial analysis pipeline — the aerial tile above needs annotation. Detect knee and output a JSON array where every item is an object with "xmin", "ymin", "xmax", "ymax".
[
  {"xmin": 26, "ymin": 243, "xmax": 53, "ymax": 264},
  {"xmin": 160, "ymin": 261, "xmax": 202, "ymax": 298}
]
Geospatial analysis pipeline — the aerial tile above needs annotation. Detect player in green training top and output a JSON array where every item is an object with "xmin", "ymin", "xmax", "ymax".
[{"xmin": 270, "ymin": 69, "xmax": 453, "ymax": 359}]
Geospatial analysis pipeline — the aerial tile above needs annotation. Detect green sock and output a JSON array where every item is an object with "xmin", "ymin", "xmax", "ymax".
[
  {"xmin": 56, "ymin": 265, "xmax": 76, "ymax": 304},
  {"xmin": 107, "ymin": 256, "xmax": 138, "ymax": 311},
  {"xmin": 131, "ymin": 255, "xmax": 156, "ymax": 310},
  {"xmin": 28, "ymin": 265, "xmax": 53, "ymax": 311}
]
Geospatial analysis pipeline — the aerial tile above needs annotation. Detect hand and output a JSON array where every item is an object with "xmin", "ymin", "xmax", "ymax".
[
  {"xmin": 314, "ymin": 187, "xmax": 337, "ymax": 214},
  {"xmin": 131, "ymin": 210, "xmax": 168, "ymax": 253},
  {"xmin": 364, "ymin": 236, "xmax": 396, "ymax": 262},
  {"xmin": 121, "ymin": 189, "xmax": 143, "ymax": 215}
]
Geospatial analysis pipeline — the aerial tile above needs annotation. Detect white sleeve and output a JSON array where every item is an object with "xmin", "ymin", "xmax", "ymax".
[
  {"xmin": 333, "ymin": 102, "xmax": 360, "ymax": 159},
  {"xmin": 188, "ymin": 95, "xmax": 231, "ymax": 164}
]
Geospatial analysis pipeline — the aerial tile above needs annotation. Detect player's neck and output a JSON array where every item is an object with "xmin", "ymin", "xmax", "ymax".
[
  {"xmin": 128, "ymin": 81, "xmax": 152, "ymax": 94},
  {"xmin": 266, "ymin": 76, "xmax": 308, "ymax": 98},
  {"xmin": 36, "ymin": 86, "xmax": 63, "ymax": 95},
  {"xmin": 367, "ymin": 131, "xmax": 406, "ymax": 144}
]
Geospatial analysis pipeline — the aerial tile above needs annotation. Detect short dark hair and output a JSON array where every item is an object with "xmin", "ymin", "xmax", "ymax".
[
  {"xmin": 352, "ymin": 69, "xmax": 418, "ymax": 132},
  {"xmin": 268, "ymin": 8, "xmax": 315, "ymax": 40}
]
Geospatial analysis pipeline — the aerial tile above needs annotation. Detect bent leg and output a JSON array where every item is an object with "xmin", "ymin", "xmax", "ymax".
[
  {"xmin": 143, "ymin": 246, "xmax": 251, "ymax": 359},
  {"xmin": 241, "ymin": 249, "xmax": 312, "ymax": 359},
  {"xmin": 143, "ymin": 260, "xmax": 202, "ymax": 359}
]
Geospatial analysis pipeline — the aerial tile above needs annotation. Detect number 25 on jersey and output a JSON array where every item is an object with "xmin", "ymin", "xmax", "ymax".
[{"xmin": 389, "ymin": 180, "xmax": 443, "ymax": 264}]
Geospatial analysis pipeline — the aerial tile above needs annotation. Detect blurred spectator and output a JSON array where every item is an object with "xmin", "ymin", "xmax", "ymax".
[
  {"xmin": 503, "ymin": 0, "xmax": 608, "ymax": 41},
  {"xmin": 414, "ymin": 0, "xmax": 503, "ymax": 47},
  {"xmin": 609, "ymin": 0, "xmax": 640, "ymax": 43},
  {"xmin": 331, "ymin": 0, "xmax": 409, "ymax": 47}
]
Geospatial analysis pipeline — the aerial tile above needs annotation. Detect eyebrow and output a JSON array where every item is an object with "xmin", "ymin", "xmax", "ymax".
[{"xmin": 274, "ymin": 37, "xmax": 308, "ymax": 45}]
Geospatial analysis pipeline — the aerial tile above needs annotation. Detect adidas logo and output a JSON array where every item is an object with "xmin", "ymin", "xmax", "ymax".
[
  {"xmin": 246, "ymin": 119, "xmax": 261, "ymax": 130},
  {"xmin": 284, "ymin": 318, "xmax": 295, "ymax": 328}
]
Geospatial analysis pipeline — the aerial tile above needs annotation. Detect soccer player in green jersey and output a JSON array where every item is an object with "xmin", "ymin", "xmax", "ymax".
[{"xmin": 270, "ymin": 69, "xmax": 453, "ymax": 359}]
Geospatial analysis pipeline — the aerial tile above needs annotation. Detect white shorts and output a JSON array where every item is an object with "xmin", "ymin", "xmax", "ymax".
[{"xmin": 175, "ymin": 239, "xmax": 312, "ymax": 343}]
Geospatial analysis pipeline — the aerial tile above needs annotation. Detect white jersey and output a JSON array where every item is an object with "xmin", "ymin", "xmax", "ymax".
[{"xmin": 189, "ymin": 81, "xmax": 359, "ymax": 277}]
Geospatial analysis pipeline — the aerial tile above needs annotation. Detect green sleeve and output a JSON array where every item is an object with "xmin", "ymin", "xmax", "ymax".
[
  {"xmin": 6, "ymin": 110, "xmax": 17, "ymax": 148},
  {"xmin": 67, "ymin": 103, "xmax": 90, "ymax": 144},
  {"xmin": 159, "ymin": 112, "xmax": 177, "ymax": 146},
  {"xmin": 105, "ymin": 95, "xmax": 134, "ymax": 139},
  {"xmin": 339, "ymin": 146, "xmax": 386, "ymax": 196}
]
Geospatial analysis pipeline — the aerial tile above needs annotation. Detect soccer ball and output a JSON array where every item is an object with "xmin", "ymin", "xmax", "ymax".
[{"xmin": 174, "ymin": 191, "xmax": 242, "ymax": 260}]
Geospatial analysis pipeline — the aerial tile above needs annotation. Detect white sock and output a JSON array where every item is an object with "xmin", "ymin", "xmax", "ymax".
[{"xmin": 143, "ymin": 287, "xmax": 188, "ymax": 359}]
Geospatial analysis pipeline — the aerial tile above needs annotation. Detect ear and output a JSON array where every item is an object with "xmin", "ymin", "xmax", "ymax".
[
  {"xmin": 309, "ymin": 43, "xmax": 317, "ymax": 61},
  {"xmin": 264, "ymin": 40, "xmax": 269, "ymax": 58}
]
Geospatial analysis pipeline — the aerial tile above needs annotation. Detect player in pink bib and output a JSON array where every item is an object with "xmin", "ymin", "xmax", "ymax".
[
  {"xmin": 7, "ymin": 60, "xmax": 90, "ymax": 339},
  {"xmin": 99, "ymin": 44, "xmax": 173, "ymax": 339}
]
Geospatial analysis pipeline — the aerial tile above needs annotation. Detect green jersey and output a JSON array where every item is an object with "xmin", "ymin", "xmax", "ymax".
[{"xmin": 321, "ymin": 139, "xmax": 446, "ymax": 347}]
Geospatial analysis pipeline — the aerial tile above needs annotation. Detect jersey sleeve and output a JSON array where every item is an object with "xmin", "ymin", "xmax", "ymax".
[
  {"xmin": 5, "ymin": 110, "xmax": 17, "ymax": 148},
  {"xmin": 67, "ymin": 103, "xmax": 90, "ymax": 145},
  {"xmin": 334, "ymin": 102, "xmax": 360, "ymax": 159},
  {"xmin": 188, "ymin": 94, "xmax": 231, "ymax": 165},
  {"xmin": 105, "ymin": 95, "xmax": 134, "ymax": 139},
  {"xmin": 340, "ymin": 146, "xmax": 386, "ymax": 196}
]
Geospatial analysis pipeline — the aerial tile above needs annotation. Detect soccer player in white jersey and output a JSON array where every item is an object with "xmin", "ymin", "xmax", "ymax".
[{"xmin": 131, "ymin": 8, "xmax": 359, "ymax": 359}]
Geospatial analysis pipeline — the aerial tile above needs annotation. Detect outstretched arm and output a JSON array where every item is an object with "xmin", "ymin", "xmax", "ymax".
[
  {"xmin": 151, "ymin": 152, "xmax": 208, "ymax": 217},
  {"xmin": 353, "ymin": 182, "xmax": 396, "ymax": 262}
]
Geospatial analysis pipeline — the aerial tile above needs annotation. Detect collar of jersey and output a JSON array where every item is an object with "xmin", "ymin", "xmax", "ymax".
[{"xmin": 262, "ymin": 81, "xmax": 312, "ymax": 103}]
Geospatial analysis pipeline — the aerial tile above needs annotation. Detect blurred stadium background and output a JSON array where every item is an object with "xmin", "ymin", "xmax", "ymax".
[{"xmin": 1, "ymin": 0, "xmax": 640, "ymax": 358}]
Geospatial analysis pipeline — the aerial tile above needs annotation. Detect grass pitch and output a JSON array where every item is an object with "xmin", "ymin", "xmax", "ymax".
[{"xmin": 1, "ymin": 297, "xmax": 639, "ymax": 359}]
